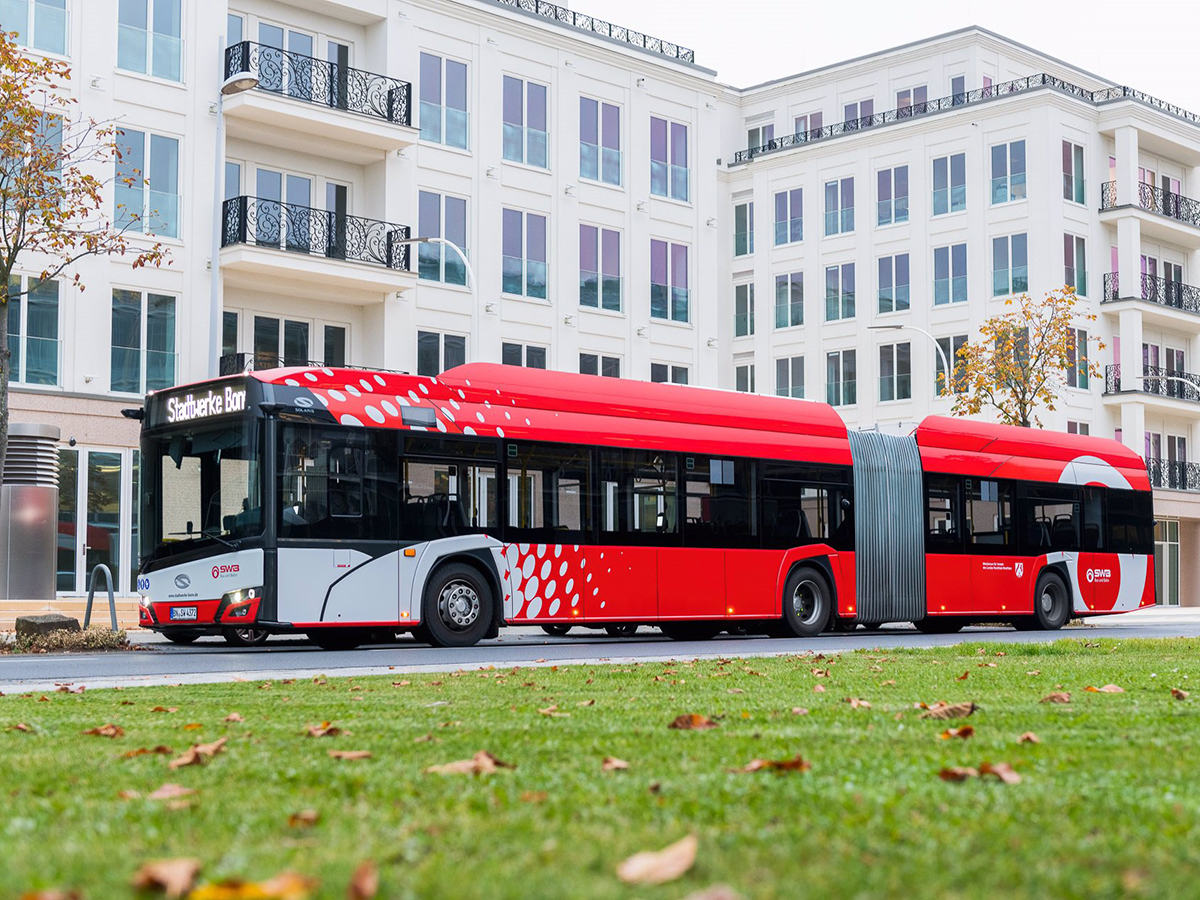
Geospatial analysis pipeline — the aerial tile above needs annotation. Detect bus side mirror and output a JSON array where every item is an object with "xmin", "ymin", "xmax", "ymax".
[{"xmin": 841, "ymin": 498, "xmax": 852, "ymax": 511}]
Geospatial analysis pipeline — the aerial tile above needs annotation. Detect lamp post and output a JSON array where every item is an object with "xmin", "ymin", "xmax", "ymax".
[
  {"xmin": 208, "ymin": 61, "xmax": 261, "ymax": 378},
  {"xmin": 868, "ymin": 323, "xmax": 954, "ymax": 394},
  {"xmin": 391, "ymin": 236, "xmax": 477, "ymax": 366}
]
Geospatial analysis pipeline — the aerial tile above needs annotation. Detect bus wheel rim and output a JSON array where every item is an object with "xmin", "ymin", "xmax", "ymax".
[
  {"xmin": 439, "ymin": 581, "xmax": 480, "ymax": 630},
  {"xmin": 1040, "ymin": 584, "xmax": 1058, "ymax": 615},
  {"xmin": 792, "ymin": 579, "xmax": 821, "ymax": 626},
  {"xmin": 235, "ymin": 628, "xmax": 262, "ymax": 642}
]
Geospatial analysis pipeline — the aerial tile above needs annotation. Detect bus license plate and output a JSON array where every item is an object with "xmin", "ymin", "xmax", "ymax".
[{"xmin": 170, "ymin": 606, "xmax": 198, "ymax": 621}]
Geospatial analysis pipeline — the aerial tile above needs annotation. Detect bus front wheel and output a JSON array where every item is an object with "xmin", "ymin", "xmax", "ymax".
[
  {"xmin": 604, "ymin": 624, "xmax": 638, "ymax": 638},
  {"xmin": 1032, "ymin": 571, "xmax": 1071, "ymax": 630},
  {"xmin": 223, "ymin": 627, "xmax": 269, "ymax": 647},
  {"xmin": 779, "ymin": 567, "xmax": 832, "ymax": 637},
  {"xmin": 423, "ymin": 562, "xmax": 494, "ymax": 648},
  {"xmin": 541, "ymin": 624, "xmax": 572, "ymax": 636}
]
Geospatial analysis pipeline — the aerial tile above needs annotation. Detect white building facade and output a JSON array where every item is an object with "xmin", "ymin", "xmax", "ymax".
[{"xmin": 4, "ymin": 0, "xmax": 1199, "ymax": 608}]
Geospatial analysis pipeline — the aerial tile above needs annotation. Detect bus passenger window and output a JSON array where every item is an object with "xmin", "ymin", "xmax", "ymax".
[
  {"xmin": 967, "ymin": 479, "xmax": 1013, "ymax": 548},
  {"xmin": 926, "ymin": 476, "xmax": 961, "ymax": 551},
  {"xmin": 403, "ymin": 459, "xmax": 497, "ymax": 539},
  {"xmin": 760, "ymin": 480, "xmax": 829, "ymax": 545},
  {"xmin": 1107, "ymin": 489, "xmax": 1153, "ymax": 554},
  {"xmin": 505, "ymin": 444, "xmax": 592, "ymax": 538},
  {"xmin": 599, "ymin": 451, "xmax": 677, "ymax": 537},
  {"xmin": 684, "ymin": 457, "xmax": 756, "ymax": 545},
  {"xmin": 1020, "ymin": 487, "xmax": 1080, "ymax": 552},
  {"xmin": 1082, "ymin": 487, "xmax": 1104, "ymax": 552}
]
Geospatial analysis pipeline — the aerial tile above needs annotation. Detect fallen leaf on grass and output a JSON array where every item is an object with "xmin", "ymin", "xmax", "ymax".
[
  {"xmin": 938, "ymin": 766, "xmax": 979, "ymax": 782},
  {"xmin": 732, "ymin": 754, "xmax": 811, "ymax": 774},
  {"xmin": 287, "ymin": 810, "xmax": 319, "ymax": 828},
  {"xmin": 147, "ymin": 783, "xmax": 195, "ymax": 801},
  {"xmin": 82, "ymin": 723, "xmax": 125, "ymax": 738},
  {"xmin": 681, "ymin": 886, "xmax": 742, "ymax": 900},
  {"xmin": 347, "ymin": 861, "xmax": 378, "ymax": 900},
  {"xmin": 1018, "ymin": 732, "xmax": 1041, "ymax": 744},
  {"xmin": 150, "ymin": 706, "xmax": 179, "ymax": 713},
  {"xmin": 616, "ymin": 834, "xmax": 698, "ymax": 885},
  {"xmin": 224, "ymin": 712, "xmax": 244, "ymax": 723},
  {"xmin": 791, "ymin": 707, "xmax": 809, "ymax": 716},
  {"xmin": 123, "ymin": 746, "xmax": 173, "ymax": 758},
  {"xmin": 727, "ymin": 688, "xmax": 744, "ymax": 695},
  {"xmin": 602, "ymin": 756, "xmax": 630, "ymax": 771},
  {"xmin": 328, "ymin": 750, "xmax": 372, "ymax": 761},
  {"xmin": 811, "ymin": 668, "xmax": 829, "ymax": 677},
  {"xmin": 183, "ymin": 723, "xmax": 203, "ymax": 731},
  {"xmin": 940, "ymin": 726, "xmax": 975, "ymax": 740},
  {"xmin": 1040, "ymin": 692, "xmax": 1071, "ymax": 704},
  {"xmin": 919, "ymin": 702, "xmax": 978, "ymax": 720},
  {"xmin": 978, "ymin": 662, "xmax": 998, "ymax": 668},
  {"xmin": 956, "ymin": 671, "xmax": 969, "ymax": 681},
  {"xmin": 879, "ymin": 680, "xmax": 896, "ymax": 687},
  {"xmin": 1086, "ymin": 684, "xmax": 1124, "ymax": 693},
  {"xmin": 19, "ymin": 890, "xmax": 81, "ymax": 900},
  {"xmin": 1171, "ymin": 688, "xmax": 1189, "ymax": 700},
  {"xmin": 169, "ymin": 737, "xmax": 228, "ymax": 770},
  {"xmin": 10, "ymin": 722, "xmax": 33, "ymax": 733},
  {"xmin": 845, "ymin": 697, "xmax": 871, "ymax": 709},
  {"xmin": 812, "ymin": 684, "xmax": 826, "ymax": 694},
  {"xmin": 1026, "ymin": 670, "xmax": 1041, "ymax": 676},
  {"xmin": 520, "ymin": 790, "xmax": 548, "ymax": 803},
  {"xmin": 537, "ymin": 705, "xmax": 570, "ymax": 718},
  {"xmin": 187, "ymin": 872, "xmax": 318, "ymax": 900},
  {"xmin": 305, "ymin": 722, "xmax": 350, "ymax": 737},
  {"xmin": 980, "ymin": 761, "xmax": 1022, "ymax": 784},
  {"xmin": 577, "ymin": 699, "xmax": 596, "ymax": 707},
  {"xmin": 131, "ymin": 858, "xmax": 201, "ymax": 898},
  {"xmin": 425, "ymin": 751, "xmax": 514, "ymax": 775},
  {"xmin": 668, "ymin": 714, "xmax": 718, "ymax": 730}
]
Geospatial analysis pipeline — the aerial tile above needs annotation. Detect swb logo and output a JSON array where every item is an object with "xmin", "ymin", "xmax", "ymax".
[{"xmin": 1086, "ymin": 568, "xmax": 1112, "ymax": 584}]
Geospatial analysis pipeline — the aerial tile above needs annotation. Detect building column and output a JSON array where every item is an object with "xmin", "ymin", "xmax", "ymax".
[
  {"xmin": 1114, "ymin": 126, "xmax": 1139, "ymax": 207},
  {"xmin": 1116, "ymin": 210, "xmax": 1141, "ymax": 301},
  {"xmin": 1119, "ymin": 400, "xmax": 1146, "ymax": 456},
  {"xmin": 1118, "ymin": 306, "xmax": 1143, "ymax": 388}
]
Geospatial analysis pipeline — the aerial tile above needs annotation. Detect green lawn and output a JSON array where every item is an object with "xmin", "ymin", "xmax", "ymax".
[{"xmin": 3, "ymin": 639, "xmax": 1200, "ymax": 899}]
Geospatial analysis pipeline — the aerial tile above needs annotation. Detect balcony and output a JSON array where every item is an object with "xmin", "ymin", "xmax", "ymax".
[
  {"xmin": 1148, "ymin": 458, "xmax": 1200, "ymax": 493},
  {"xmin": 1104, "ymin": 364, "xmax": 1200, "ymax": 416},
  {"xmin": 1102, "ymin": 272, "xmax": 1200, "ymax": 330},
  {"xmin": 1100, "ymin": 181, "xmax": 1200, "ymax": 246},
  {"xmin": 220, "ymin": 196, "xmax": 414, "ymax": 302},
  {"xmin": 222, "ymin": 41, "xmax": 415, "ymax": 163},
  {"xmin": 491, "ymin": 0, "xmax": 695, "ymax": 64}
]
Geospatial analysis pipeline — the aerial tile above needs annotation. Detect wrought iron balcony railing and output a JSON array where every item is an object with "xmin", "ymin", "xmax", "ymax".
[
  {"xmin": 1106, "ymin": 363, "xmax": 1200, "ymax": 402},
  {"xmin": 1100, "ymin": 180, "xmax": 1200, "ymax": 229},
  {"xmin": 221, "ymin": 196, "xmax": 410, "ymax": 271},
  {"xmin": 735, "ymin": 73, "xmax": 1200, "ymax": 164},
  {"xmin": 224, "ymin": 40, "xmax": 411, "ymax": 126},
  {"xmin": 491, "ymin": 0, "xmax": 694, "ymax": 63},
  {"xmin": 1102, "ymin": 272, "xmax": 1200, "ymax": 315},
  {"xmin": 1148, "ymin": 458, "xmax": 1200, "ymax": 492},
  {"xmin": 219, "ymin": 353, "xmax": 408, "ymax": 377}
]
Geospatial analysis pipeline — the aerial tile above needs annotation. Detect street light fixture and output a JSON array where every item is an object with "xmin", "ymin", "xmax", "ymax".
[
  {"xmin": 208, "ymin": 56, "xmax": 260, "ymax": 377},
  {"xmin": 868, "ymin": 323, "xmax": 954, "ymax": 394}
]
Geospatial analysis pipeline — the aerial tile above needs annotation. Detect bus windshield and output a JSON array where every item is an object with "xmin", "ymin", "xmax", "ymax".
[{"xmin": 140, "ymin": 418, "xmax": 264, "ymax": 562}]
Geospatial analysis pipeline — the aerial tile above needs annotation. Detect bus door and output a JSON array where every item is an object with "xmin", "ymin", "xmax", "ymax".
[
  {"xmin": 964, "ymin": 479, "xmax": 1025, "ymax": 614},
  {"xmin": 661, "ymin": 457, "xmax": 733, "ymax": 619},
  {"xmin": 925, "ymin": 475, "xmax": 970, "ymax": 613},
  {"xmin": 595, "ymin": 451, "xmax": 665, "ymax": 620},
  {"xmin": 1021, "ymin": 485, "xmax": 1085, "ymax": 611},
  {"xmin": 1078, "ymin": 487, "xmax": 1108, "ymax": 610}
]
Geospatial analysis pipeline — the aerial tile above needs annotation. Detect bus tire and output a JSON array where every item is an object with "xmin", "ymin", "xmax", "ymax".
[
  {"xmin": 423, "ymin": 562, "xmax": 493, "ymax": 648},
  {"xmin": 604, "ymin": 624, "xmax": 638, "ymax": 638},
  {"xmin": 1033, "ymin": 571, "xmax": 1071, "ymax": 630},
  {"xmin": 541, "ymin": 624, "xmax": 572, "ymax": 636},
  {"xmin": 659, "ymin": 623, "xmax": 722, "ymax": 641},
  {"xmin": 913, "ymin": 617, "xmax": 965, "ymax": 634},
  {"xmin": 222, "ymin": 627, "xmax": 269, "ymax": 647},
  {"xmin": 164, "ymin": 631, "xmax": 201, "ymax": 645},
  {"xmin": 307, "ymin": 629, "xmax": 367, "ymax": 651},
  {"xmin": 779, "ymin": 566, "xmax": 832, "ymax": 637}
]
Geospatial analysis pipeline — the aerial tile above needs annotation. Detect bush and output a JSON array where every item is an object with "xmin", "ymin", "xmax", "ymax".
[{"xmin": 2, "ymin": 627, "xmax": 133, "ymax": 654}]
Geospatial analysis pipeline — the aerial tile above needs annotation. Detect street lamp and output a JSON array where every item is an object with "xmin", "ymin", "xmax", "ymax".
[
  {"xmin": 391, "ymin": 236, "xmax": 478, "ymax": 365},
  {"xmin": 208, "ymin": 61, "xmax": 261, "ymax": 378},
  {"xmin": 868, "ymin": 323, "xmax": 954, "ymax": 394}
]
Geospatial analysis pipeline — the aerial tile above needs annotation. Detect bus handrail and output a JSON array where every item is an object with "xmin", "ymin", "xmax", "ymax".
[{"xmin": 84, "ymin": 564, "xmax": 118, "ymax": 632}]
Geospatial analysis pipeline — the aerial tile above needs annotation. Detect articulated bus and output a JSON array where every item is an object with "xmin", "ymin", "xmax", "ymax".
[{"xmin": 133, "ymin": 363, "xmax": 1156, "ymax": 649}]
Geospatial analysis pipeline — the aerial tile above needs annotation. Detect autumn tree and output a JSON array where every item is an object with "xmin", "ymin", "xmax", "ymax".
[
  {"xmin": 950, "ymin": 286, "xmax": 1102, "ymax": 428},
  {"xmin": 0, "ymin": 29, "xmax": 167, "ymax": 476}
]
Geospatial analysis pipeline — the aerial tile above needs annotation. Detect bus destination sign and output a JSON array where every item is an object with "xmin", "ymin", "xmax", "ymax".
[{"xmin": 164, "ymin": 385, "xmax": 248, "ymax": 424}]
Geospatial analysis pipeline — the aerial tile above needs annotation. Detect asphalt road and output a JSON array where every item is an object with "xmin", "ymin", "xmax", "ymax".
[{"xmin": 2, "ymin": 608, "xmax": 1198, "ymax": 693}]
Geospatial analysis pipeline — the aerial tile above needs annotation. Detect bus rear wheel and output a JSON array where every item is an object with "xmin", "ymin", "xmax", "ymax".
[
  {"xmin": 1033, "ymin": 571, "xmax": 1071, "ymax": 630},
  {"xmin": 423, "ymin": 562, "xmax": 494, "ymax": 648},
  {"xmin": 604, "ymin": 624, "xmax": 639, "ymax": 638},
  {"xmin": 659, "ymin": 623, "xmax": 722, "ymax": 641},
  {"xmin": 779, "ymin": 567, "xmax": 832, "ymax": 637},
  {"xmin": 541, "ymin": 624, "xmax": 572, "ymax": 636}
]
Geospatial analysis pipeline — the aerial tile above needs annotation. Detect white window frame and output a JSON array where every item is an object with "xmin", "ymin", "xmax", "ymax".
[{"xmin": 775, "ymin": 355, "xmax": 804, "ymax": 399}]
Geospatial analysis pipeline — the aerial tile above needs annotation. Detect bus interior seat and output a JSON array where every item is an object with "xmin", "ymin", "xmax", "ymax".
[
  {"xmin": 1083, "ymin": 523, "xmax": 1101, "ymax": 548},
  {"xmin": 1051, "ymin": 514, "xmax": 1075, "ymax": 547}
]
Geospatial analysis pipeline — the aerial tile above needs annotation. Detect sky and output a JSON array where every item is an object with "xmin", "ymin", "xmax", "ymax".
[{"xmin": 582, "ymin": 0, "xmax": 1200, "ymax": 110}]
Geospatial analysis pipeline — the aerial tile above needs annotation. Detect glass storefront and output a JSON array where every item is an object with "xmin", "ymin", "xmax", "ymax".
[
  {"xmin": 1155, "ymin": 519, "xmax": 1180, "ymax": 606},
  {"xmin": 56, "ymin": 446, "xmax": 140, "ymax": 596}
]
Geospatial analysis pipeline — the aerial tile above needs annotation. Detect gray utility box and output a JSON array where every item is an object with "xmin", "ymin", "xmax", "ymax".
[{"xmin": 0, "ymin": 423, "xmax": 60, "ymax": 601}]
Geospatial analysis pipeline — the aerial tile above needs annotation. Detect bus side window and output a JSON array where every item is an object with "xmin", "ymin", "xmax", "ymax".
[
  {"xmin": 925, "ymin": 475, "xmax": 962, "ymax": 552},
  {"xmin": 504, "ymin": 444, "xmax": 592, "ymax": 539},
  {"xmin": 402, "ymin": 458, "xmax": 497, "ymax": 539},
  {"xmin": 598, "ymin": 450, "xmax": 677, "ymax": 537},
  {"xmin": 967, "ymin": 479, "xmax": 1013, "ymax": 548},
  {"xmin": 1020, "ymin": 486, "xmax": 1080, "ymax": 553},
  {"xmin": 684, "ymin": 457, "xmax": 756, "ymax": 546},
  {"xmin": 1082, "ymin": 487, "xmax": 1104, "ymax": 552},
  {"xmin": 1107, "ymin": 489, "xmax": 1154, "ymax": 555}
]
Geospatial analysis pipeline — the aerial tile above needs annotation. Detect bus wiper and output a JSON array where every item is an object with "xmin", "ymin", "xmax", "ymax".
[{"xmin": 166, "ymin": 530, "xmax": 239, "ymax": 549}]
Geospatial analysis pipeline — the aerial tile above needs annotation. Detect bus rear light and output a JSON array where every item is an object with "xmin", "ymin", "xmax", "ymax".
[{"xmin": 401, "ymin": 611, "xmax": 409, "ymax": 618}]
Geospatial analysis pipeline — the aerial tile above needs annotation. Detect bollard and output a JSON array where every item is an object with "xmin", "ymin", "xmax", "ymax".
[{"xmin": 84, "ymin": 564, "xmax": 118, "ymax": 632}]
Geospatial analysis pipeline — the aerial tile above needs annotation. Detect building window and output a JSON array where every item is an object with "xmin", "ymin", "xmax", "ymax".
[
  {"xmin": 650, "ymin": 116, "xmax": 688, "ymax": 202},
  {"xmin": 650, "ymin": 239, "xmax": 688, "ymax": 323},
  {"xmin": 222, "ymin": 310, "xmax": 238, "ymax": 358},
  {"xmin": 934, "ymin": 243, "xmax": 968, "ymax": 305},
  {"xmin": 502, "ymin": 76, "xmax": 548, "ymax": 169},
  {"xmin": 824, "ymin": 177, "xmax": 854, "ymax": 236},
  {"xmin": 1062, "ymin": 141, "xmax": 1085, "ymax": 204},
  {"xmin": 417, "ymin": 190, "xmax": 468, "ymax": 285},
  {"xmin": 115, "ymin": 128, "xmax": 179, "ymax": 239},
  {"xmin": 735, "ymin": 363, "xmax": 755, "ymax": 393},
  {"xmin": 3, "ymin": 0, "xmax": 67, "ymax": 55},
  {"xmin": 419, "ymin": 52, "xmax": 468, "ymax": 150},
  {"xmin": 253, "ymin": 315, "xmax": 311, "ymax": 368},
  {"xmin": 734, "ymin": 201, "xmax": 754, "ymax": 256},
  {"xmin": 879, "ymin": 342, "xmax": 911, "ymax": 402},
  {"xmin": 992, "ymin": 234, "xmax": 1029, "ymax": 296},
  {"xmin": 1065, "ymin": 234, "xmax": 1087, "ymax": 296},
  {"xmin": 580, "ymin": 224, "xmax": 621, "ymax": 311},
  {"xmin": 775, "ymin": 272, "xmax": 803, "ymax": 328},
  {"xmin": 825, "ymin": 262, "xmax": 855, "ymax": 321},
  {"xmin": 417, "ymin": 330, "xmax": 465, "ymax": 376},
  {"xmin": 502, "ymin": 342, "xmax": 547, "ymax": 369},
  {"xmin": 794, "ymin": 111, "xmax": 823, "ymax": 135},
  {"xmin": 896, "ymin": 86, "xmax": 927, "ymax": 110},
  {"xmin": 776, "ymin": 356, "xmax": 804, "ymax": 399},
  {"xmin": 877, "ymin": 166, "xmax": 908, "ymax": 226},
  {"xmin": 580, "ymin": 97, "xmax": 621, "ymax": 185},
  {"xmin": 747, "ymin": 123, "xmax": 774, "ymax": 150},
  {"xmin": 935, "ymin": 334, "xmax": 968, "ymax": 395},
  {"xmin": 991, "ymin": 140, "xmax": 1026, "ymax": 204},
  {"xmin": 5, "ymin": 275, "xmax": 59, "ymax": 386},
  {"xmin": 580, "ymin": 353, "xmax": 619, "ymax": 378},
  {"xmin": 324, "ymin": 325, "xmax": 346, "ymax": 367},
  {"xmin": 502, "ymin": 209, "xmax": 547, "ymax": 299},
  {"xmin": 843, "ymin": 99, "xmax": 874, "ymax": 129},
  {"xmin": 1066, "ymin": 328, "xmax": 1089, "ymax": 389},
  {"xmin": 111, "ymin": 289, "xmax": 175, "ymax": 393},
  {"xmin": 950, "ymin": 75, "xmax": 966, "ymax": 104},
  {"xmin": 932, "ymin": 153, "xmax": 966, "ymax": 215},
  {"xmin": 117, "ymin": 0, "xmax": 182, "ymax": 82},
  {"xmin": 1067, "ymin": 421, "xmax": 1090, "ymax": 436},
  {"xmin": 734, "ymin": 283, "xmax": 754, "ymax": 337},
  {"xmin": 826, "ymin": 350, "xmax": 856, "ymax": 406},
  {"xmin": 877, "ymin": 253, "xmax": 910, "ymax": 314},
  {"xmin": 651, "ymin": 363, "xmax": 688, "ymax": 384},
  {"xmin": 774, "ymin": 188, "xmax": 802, "ymax": 245}
]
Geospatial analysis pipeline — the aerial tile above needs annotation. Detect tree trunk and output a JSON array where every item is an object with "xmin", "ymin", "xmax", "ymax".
[{"xmin": 0, "ymin": 285, "xmax": 8, "ymax": 484}]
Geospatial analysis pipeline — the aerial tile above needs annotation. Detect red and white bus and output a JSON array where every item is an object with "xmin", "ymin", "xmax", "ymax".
[{"xmin": 133, "ymin": 363, "xmax": 1155, "ymax": 648}]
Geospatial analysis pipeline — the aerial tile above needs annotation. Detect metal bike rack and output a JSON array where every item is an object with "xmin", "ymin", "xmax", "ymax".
[{"xmin": 84, "ymin": 564, "xmax": 118, "ymax": 632}]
